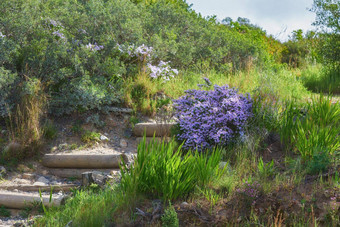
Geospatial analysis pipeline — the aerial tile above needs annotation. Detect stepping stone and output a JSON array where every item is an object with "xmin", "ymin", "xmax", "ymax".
[
  {"xmin": 42, "ymin": 154, "xmax": 127, "ymax": 168},
  {"xmin": 47, "ymin": 169, "xmax": 113, "ymax": 179},
  {"xmin": 0, "ymin": 191, "xmax": 66, "ymax": 209},
  {"xmin": 0, "ymin": 184, "xmax": 78, "ymax": 192},
  {"xmin": 133, "ymin": 123, "xmax": 176, "ymax": 137}
]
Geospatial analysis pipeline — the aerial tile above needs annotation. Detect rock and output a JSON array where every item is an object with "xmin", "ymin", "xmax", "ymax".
[
  {"xmin": 0, "ymin": 166, "xmax": 6, "ymax": 178},
  {"xmin": 33, "ymin": 176, "xmax": 50, "ymax": 186},
  {"xmin": 180, "ymin": 202, "xmax": 190, "ymax": 209},
  {"xmin": 22, "ymin": 173, "xmax": 35, "ymax": 180},
  {"xmin": 120, "ymin": 139, "xmax": 128, "ymax": 148},
  {"xmin": 37, "ymin": 176, "xmax": 50, "ymax": 184},
  {"xmin": 3, "ymin": 142, "xmax": 22, "ymax": 159},
  {"xmin": 81, "ymin": 171, "xmax": 109, "ymax": 187},
  {"xmin": 33, "ymin": 182, "xmax": 47, "ymax": 186},
  {"xmin": 42, "ymin": 170, "xmax": 49, "ymax": 175},
  {"xmin": 13, "ymin": 178, "xmax": 31, "ymax": 185},
  {"xmin": 100, "ymin": 135, "xmax": 109, "ymax": 141}
]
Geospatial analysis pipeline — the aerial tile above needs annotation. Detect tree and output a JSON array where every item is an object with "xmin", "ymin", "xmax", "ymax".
[
  {"xmin": 311, "ymin": 0, "xmax": 339, "ymax": 73},
  {"xmin": 311, "ymin": 0, "xmax": 339, "ymax": 33}
]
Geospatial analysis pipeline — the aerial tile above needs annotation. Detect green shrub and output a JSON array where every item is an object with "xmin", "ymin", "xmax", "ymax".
[
  {"xmin": 161, "ymin": 203, "xmax": 179, "ymax": 227},
  {"xmin": 43, "ymin": 120, "xmax": 58, "ymax": 140},
  {"xmin": 0, "ymin": 205, "xmax": 10, "ymax": 217},
  {"xmin": 81, "ymin": 131, "xmax": 101, "ymax": 144},
  {"xmin": 0, "ymin": 67, "xmax": 18, "ymax": 117},
  {"xmin": 306, "ymin": 151, "xmax": 331, "ymax": 175}
]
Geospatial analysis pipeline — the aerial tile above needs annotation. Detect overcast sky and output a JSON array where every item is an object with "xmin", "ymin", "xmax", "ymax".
[{"xmin": 186, "ymin": 0, "xmax": 316, "ymax": 41}]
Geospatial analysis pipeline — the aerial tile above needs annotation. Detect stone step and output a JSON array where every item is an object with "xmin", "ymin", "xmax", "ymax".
[
  {"xmin": 133, "ymin": 122, "xmax": 176, "ymax": 137},
  {"xmin": 42, "ymin": 154, "xmax": 127, "ymax": 168},
  {"xmin": 0, "ymin": 184, "xmax": 78, "ymax": 192},
  {"xmin": 47, "ymin": 169, "xmax": 117, "ymax": 179},
  {"xmin": 0, "ymin": 190, "xmax": 67, "ymax": 209}
]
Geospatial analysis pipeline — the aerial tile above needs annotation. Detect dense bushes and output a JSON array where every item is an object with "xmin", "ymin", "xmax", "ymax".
[
  {"xmin": 0, "ymin": 0, "xmax": 285, "ymax": 116},
  {"xmin": 173, "ymin": 82, "xmax": 252, "ymax": 151}
]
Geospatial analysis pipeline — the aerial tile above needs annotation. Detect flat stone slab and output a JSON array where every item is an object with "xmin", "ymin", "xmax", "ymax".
[
  {"xmin": 0, "ymin": 191, "xmax": 66, "ymax": 209},
  {"xmin": 42, "ymin": 154, "xmax": 127, "ymax": 168},
  {"xmin": 133, "ymin": 123, "xmax": 176, "ymax": 137},
  {"xmin": 48, "ymin": 169, "xmax": 113, "ymax": 179},
  {"xmin": 0, "ymin": 184, "xmax": 78, "ymax": 192}
]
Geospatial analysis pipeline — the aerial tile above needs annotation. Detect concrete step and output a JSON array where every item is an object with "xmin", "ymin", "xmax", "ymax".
[
  {"xmin": 0, "ymin": 184, "xmax": 78, "ymax": 193},
  {"xmin": 42, "ymin": 154, "xmax": 127, "ymax": 168},
  {"xmin": 0, "ymin": 190, "xmax": 67, "ymax": 209},
  {"xmin": 47, "ymin": 168, "xmax": 117, "ymax": 179}
]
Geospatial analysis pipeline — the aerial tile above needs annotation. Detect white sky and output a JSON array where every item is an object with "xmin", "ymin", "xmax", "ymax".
[{"xmin": 186, "ymin": 0, "xmax": 316, "ymax": 41}]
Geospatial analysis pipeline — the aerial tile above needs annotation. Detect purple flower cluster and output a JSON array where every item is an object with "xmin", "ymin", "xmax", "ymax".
[
  {"xmin": 173, "ymin": 84, "xmax": 252, "ymax": 151},
  {"xmin": 236, "ymin": 181, "xmax": 261, "ymax": 206},
  {"xmin": 48, "ymin": 19, "xmax": 63, "ymax": 28},
  {"xmin": 147, "ymin": 61, "xmax": 179, "ymax": 81},
  {"xmin": 134, "ymin": 44, "xmax": 153, "ymax": 61},
  {"xmin": 85, "ymin": 43, "xmax": 104, "ymax": 51},
  {"xmin": 116, "ymin": 43, "xmax": 153, "ymax": 61},
  {"xmin": 52, "ymin": 31, "xmax": 66, "ymax": 40},
  {"xmin": 330, "ymin": 196, "xmax": 339, "ymax": 211},
  {"xmin": 116, "ymin": 43, "xmax": 178, "ymax": 81},
  {"xmin": 0, "ymin": 31, "xmax": 5, "ymax": 38}
]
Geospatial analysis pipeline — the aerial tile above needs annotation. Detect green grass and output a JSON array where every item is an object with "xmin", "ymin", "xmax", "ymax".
[
  {"xmin": 157, "ymin": 66, "xmax": 311, "ymax": 101},
  {"xmin": 119, "ymin": 136, "xmax": 224, "ymax": 202},
  {"xmin": 301, "ymin": 65, "xmax": 340, "ymax": 94},
  {"xmin": 35, "ymin": 187, "xmax": 119, "ymax": 227}
]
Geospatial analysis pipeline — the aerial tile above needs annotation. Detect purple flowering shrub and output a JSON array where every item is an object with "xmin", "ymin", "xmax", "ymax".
[{"xmin": 173, "ymin": 84, "xmax": 252, "ymax": 151}]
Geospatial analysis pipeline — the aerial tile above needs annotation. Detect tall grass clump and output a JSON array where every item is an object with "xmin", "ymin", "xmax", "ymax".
[
  {"xmin": 119, "ymin": 137, "xmax": 224, "ymax": 203},
  {"xmin": 35, "ymin": 187, "xmax": 118, "ymax": 227},
  {"xmin": 280, "ymin": 94, "xmax": 340, "ymax": 166},
  {"xmin": 301, "ymin": 65, "xmax": 340, "ymax": 94},
  {"xmin": 3, "ymin": 78, "xmax": 46, "ymax": 160}
]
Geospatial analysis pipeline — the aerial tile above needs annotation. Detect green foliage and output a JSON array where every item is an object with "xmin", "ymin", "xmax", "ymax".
[
  {"xmin": 306, "ymin": 151, "xmax": 331, "ymax": 174},
  {"xmin": 0, "ymin": 67, "xmax": 18, "ymax": 117},
  {"xmin": 281, "ymin": 30, "xmax": 310, "ymax": 68},
  {"xmin": 280, "ymin": 95, "xmax": 340, "ymax": 161},
  {"xmin": 35, "ymin": 188, "xmax": 118, "ymax": 227},
  {"xmin": 257, "ymin": 158, "xmax": 275, "ymax": 178},
  {"xmin": 85, "ymin": 114, "xmax": 105, "ymax": 128},
  {"xmin": 311, "ymin": 0, "xmax": 340, "ymax": 76},
  {"xmin": 161, "ymin": 203, "xmax": 179, "ymax": 227},
  {"xmin": 0, "ymin": 205, "xmax": 10, "ymax": 217},
  {"xmin": 42, "ymin": 120, "xmax": 58, "ymax": 140},
  {"xmin": 120, "ymin": 136, "xmax": 224, "ymax": 201},
  {"xmin": 0, "ymin": 0, "xmax": 291, "ymax": 116},
  {"xmin": 81, "ymin": 131, "xmax": 101, "ymax": 144}
]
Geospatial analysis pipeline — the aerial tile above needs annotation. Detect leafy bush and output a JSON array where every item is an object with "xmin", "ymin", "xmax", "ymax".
[
  {"xmin": 119, "ymin": 137, "xmax": 224, "ymax": 202},
  {"xmin": 0, "ymin": 67, "xmax": 18, "ymax": 117},
  {"xmin": 173, "ymin": 83, "xmax": 252, "ymax": 151},
  {"xmin": 81, "ymin": 131, "xmax": 101, "ymax": 144},
  {"xmin": 0, "ymin": 0, "xmax": 285, "ymax": 116},
  {"xmin": 162, "ymin": 203, "xmax": 179, "ymax": 227}
]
